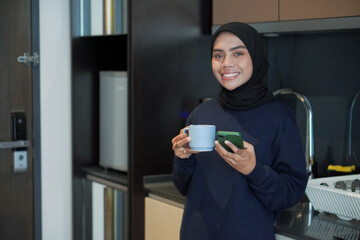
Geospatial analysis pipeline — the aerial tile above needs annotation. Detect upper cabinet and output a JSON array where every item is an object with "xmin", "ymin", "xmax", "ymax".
[
  {"xmin": 280, "ymin": 0, "xmax": 360, "ymax": 21},
  {"xmin": 213, "ymin": 0, "xmax": 360, "ymax": 25},
  {"xmin": 213, "ymin": 0, "xmax": 278, "ymax": 25}
]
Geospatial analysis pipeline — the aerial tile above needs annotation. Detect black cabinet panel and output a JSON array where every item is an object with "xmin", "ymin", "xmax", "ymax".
[{"xmin": 129, "ymin": 1, "xmax": 214, "ymax": 239}]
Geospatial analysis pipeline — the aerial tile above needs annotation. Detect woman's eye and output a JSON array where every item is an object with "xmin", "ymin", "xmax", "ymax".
[
  {"xmin": 235, "ymin": 52, "xmax": 244, "ymax": 56},
  {"xmin": 213, "ymin": 54, "xmax": 222, "ymax": 58}
]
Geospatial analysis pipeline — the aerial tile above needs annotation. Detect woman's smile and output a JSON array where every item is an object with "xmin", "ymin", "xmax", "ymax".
[{"xmin": 222, "ymin": 72, "xmax": 240, "ymax": 80}]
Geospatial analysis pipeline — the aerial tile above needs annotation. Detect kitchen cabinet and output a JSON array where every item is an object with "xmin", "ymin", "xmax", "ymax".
[
  {"xmin": 213, "ymin": 0, "xmax": 360, "ymax": 25},
  {"xmin": 280, "ymin": 0, "xmax": 360, "ymax": 21},
  {"xmin": 213, "ymin": 0, "xmax": 278, "ymax": 25},
  {"xmin": 71, "ymin": 0, "xmax": 215, "ymax": 239},
  {"xmin": 145, "ymin": 197, "xmax": 183, "ymax": 240}
]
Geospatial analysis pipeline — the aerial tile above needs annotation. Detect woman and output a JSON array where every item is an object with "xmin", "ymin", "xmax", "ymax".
[{"xmin": 171, "ymin": 22, "xmax": 308, "ymax": 240}]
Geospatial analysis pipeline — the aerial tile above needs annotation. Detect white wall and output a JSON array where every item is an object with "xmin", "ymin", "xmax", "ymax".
[{"xmin": 40, "ymin": 0, "xmax": 72, "ymax": 239}]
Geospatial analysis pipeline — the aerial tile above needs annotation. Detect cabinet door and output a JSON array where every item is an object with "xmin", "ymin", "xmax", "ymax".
[
  {"xmin": 213, "ymin": 0, "xmax": 278, "ymax": 25},
  {"xmin": 145, "ymin": 197, "xmax": 183, "ymax": 240},
  {"xmin": 280, "ymin": 0, "xmax": 360, "ymax": 21}
]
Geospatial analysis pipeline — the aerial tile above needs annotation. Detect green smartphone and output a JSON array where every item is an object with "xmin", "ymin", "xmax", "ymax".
[{"xmin": 216, "ymin": 131, "xmax": 244, "ymax": 152}]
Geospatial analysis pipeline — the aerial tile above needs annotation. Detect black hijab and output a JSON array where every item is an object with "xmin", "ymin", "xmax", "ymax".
[{"xmin": 211, "ymin": 22, "xmax": 276, "ymax": 110}]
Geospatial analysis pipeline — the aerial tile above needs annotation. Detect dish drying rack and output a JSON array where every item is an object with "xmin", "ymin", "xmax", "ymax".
[{"xmin": 305, "ymin": 174, "xmax": 360, "ymax": 221}]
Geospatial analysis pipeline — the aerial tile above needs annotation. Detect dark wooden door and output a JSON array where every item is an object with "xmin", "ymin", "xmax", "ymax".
[{"xmin": 0, "ymin": 0, "xmax": 35, "ymax": 239}]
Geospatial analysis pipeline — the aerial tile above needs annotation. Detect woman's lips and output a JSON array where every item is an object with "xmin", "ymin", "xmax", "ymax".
[{"xmin": 222, "ymin": 72, "xmax": 240, "ymax": 80}]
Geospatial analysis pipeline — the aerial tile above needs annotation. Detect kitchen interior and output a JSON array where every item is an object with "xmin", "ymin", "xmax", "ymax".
[{"xmin": 71, "ymin": 0, "xmax": 360, "ymax": 239}]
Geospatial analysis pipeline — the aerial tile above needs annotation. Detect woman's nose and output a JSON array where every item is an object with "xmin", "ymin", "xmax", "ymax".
[{"xmin": 222, "ymin": 55, "xmax": 234, "ymax": 68}]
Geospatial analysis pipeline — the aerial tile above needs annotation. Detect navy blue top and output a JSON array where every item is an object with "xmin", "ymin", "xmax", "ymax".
[{"xmin": 173, "ymin": 99, "xmax": 308, "ymax": 240}]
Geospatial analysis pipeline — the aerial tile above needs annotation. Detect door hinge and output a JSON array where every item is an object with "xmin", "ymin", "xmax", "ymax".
[{"xmin": 17, "ymin": 52, "xmax": 39, "ymax": 66}]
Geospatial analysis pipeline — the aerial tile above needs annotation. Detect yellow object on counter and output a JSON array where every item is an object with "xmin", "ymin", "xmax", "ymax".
[{"xmin": 327, "ymin": 165, "xmax": 356, "ymax": 173}]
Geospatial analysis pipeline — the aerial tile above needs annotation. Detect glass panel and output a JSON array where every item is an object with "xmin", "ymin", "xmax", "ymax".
[
  {"xmin": 114, "ymin": 189, "xmax": 128, "ymax": 240},
  {"xmin": 92, "ymin": 182, "xmax": 106, "ymax": 239},
  {"xmin": 82, "ymin": 179, "xmax": 128, "ymax": 240},
  {"xmin": 80, "ymin": 0, "xmax": 127, "ymax": 36}
]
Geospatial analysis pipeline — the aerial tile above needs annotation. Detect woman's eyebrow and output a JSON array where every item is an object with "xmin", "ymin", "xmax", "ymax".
[
  {"xmin": 230, "ymin": 45, "xmax": 246, "ymax": 51},
  {"xmin": 213, "ymin": 45, "xmax": 246, "ymax": 53},
  {"xmin": 212, "ymin": 48, "xmax": 223, "ymax": 52}
]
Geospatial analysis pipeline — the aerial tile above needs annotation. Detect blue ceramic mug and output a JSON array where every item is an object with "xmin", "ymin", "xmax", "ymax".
[{"xmin": 183, "ymin": 125, "xmax": 216, "ymax": 151}]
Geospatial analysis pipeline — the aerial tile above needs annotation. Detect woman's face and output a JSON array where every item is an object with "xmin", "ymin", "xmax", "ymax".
[{"xmin": 212, "ymin": 32, "xmax": 253, "ymax": 91}]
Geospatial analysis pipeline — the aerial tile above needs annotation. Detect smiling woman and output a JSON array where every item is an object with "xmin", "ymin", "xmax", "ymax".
[{"xmin": 171, "ymin": 22, "xmax": 308, "ymax": 240}]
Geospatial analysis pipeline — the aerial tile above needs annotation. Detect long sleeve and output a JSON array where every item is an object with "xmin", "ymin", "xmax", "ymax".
[
  {"xmin": 173, "ymin": 155, "xmax": 196, "ymax": 195},
  {"xmin": 245, "ymin": 106, "xmax": 308, "ymax": 211}
]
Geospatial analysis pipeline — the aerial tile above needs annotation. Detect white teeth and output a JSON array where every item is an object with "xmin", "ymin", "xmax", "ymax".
[{"xmin": 222, "ymin": 73, "xmax": 239, "ymax": 77}]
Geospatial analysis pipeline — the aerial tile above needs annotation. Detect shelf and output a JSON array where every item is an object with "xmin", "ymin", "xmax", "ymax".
[
  {"xmin": 83, "ymin": 165, "xmax": 128, "ymax": 189},
  {"xmin": 76, "ymin": 33, "xmax": 127, "ymax": 39}
]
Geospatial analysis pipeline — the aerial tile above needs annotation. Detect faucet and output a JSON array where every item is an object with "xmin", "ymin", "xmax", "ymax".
[
  {"xmin": 273, "ymin": 88, "xmax": 314, "ymax": 179},
  {"xmin": 347, "ymin": 90, "xmax": 360, "ymax": 164}
]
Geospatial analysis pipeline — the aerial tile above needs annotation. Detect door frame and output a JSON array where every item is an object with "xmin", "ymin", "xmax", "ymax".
[{"xmin": 31, "ymin": 0, "xmax": 42, "ymax": 239}]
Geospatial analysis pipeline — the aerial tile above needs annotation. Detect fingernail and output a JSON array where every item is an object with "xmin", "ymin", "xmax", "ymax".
[{"xmin": 225, "ymin": 140, "xmax": 230, "ymax": 144}]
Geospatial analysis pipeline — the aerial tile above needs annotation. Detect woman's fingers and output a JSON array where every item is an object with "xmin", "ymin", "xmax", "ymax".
[
  {"xmin": 172, "ymin": 135, "xmax": 191, "ymax": 150},
  {"xmin": 214, "ymin": 140, "xmax": 256, "ymax": 175},
  {"xmin": 172, "ymin": 133, "xmax": 187, "ymax": 144},
  {"xmin": 176, "ymin": 147, "xmax": 192, "ymax": 158},
  {"xmin": 214, "ymin": 141, "xmax": 237, "ymax": 164},
  {"xmin": 172, "ymin": 129, "xmax": 195, "ymax": 159},
  {"xmin": 172, "ymin": 126, "xmax": 201, "ymax": 159}
]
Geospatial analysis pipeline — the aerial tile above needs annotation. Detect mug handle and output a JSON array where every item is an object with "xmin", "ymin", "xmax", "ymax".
[{"xmin": 183, "ymin": 127, "xmax": 189, "ymax": 134}]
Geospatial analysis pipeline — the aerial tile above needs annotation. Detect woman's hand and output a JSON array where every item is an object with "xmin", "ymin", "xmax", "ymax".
[
  {"xmin": 172, "ymin": 127, "xmax": 199, "ymax": 159},
  {"xmin": 215, "ymin": 140, "xmax": 256, "ymax": 175}
]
